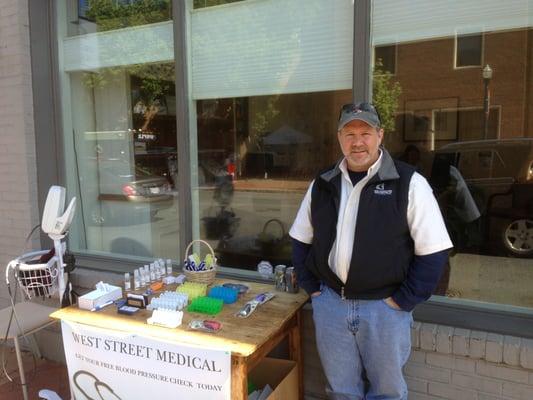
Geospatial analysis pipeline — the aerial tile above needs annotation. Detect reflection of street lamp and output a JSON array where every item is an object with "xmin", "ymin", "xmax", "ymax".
[{"xmin": 482, "ymin": 64, "xmax": 493, "ymax": 139}]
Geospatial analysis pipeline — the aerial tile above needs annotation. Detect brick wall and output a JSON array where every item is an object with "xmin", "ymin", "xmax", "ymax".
[
  {"xmin": 302, "ymin": 309, "xmax": 533, "ymax": 400},
  {"xmin": 0, "ymin": 0, "xmax": 40, "ymax": 305},
  {"xmin": 408, "ymin": 322, "xmax": 533, "ymax": 400},
  {"xmin": 395, "ymin": 30, "xmax": 533, "ymax": 137}
]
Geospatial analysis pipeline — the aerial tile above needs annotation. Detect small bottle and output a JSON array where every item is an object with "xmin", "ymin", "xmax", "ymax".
[
  {"xmin": 134, "ymin": 269, "xmax": 140, "ymax": 290},
  {"xmin": 155, "ymin": 261, "xmax": 162, "ymax": 280},
  {"xmin": 166, "ymin": 259, "xmax": 173, "ymax": 276},
  {"xmin": 150, "ymin": 263, "xmax": 156, "ymax": 282},
  {"xmin": 124, "ymin": 272, "xmax": 131, "ymax": 292},
  {"xmin": 144, "ymin": 264, "xmax": 151, "ymax": 283},
  {"xmin": 141, "ymin": 266, "xmax": 148, "ymax": 287},
  {"xmin": 159, "ymin": 259, "xmax": 166, "ymax": 277}
]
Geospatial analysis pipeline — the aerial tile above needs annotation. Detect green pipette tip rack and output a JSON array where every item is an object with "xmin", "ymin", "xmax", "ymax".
[{"xmin": 187, "ymin": 296, "xmax": 223, "ymax": 315}]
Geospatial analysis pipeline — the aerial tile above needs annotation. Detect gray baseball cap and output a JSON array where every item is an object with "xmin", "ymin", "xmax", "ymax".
[{"xmin": 338, "ymin": 102, "xmax": 381, "ymax": 130}]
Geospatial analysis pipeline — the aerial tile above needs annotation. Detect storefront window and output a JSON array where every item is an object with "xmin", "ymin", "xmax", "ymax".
[
  {"xmin": 57, "ymin": 0, "xmax": 179, "ymax": 260},
  {"xmin": 188, "ymin": 0, "xmax": 354, "ymax": 270},
  {"xmin": 57, "ymin": 0, "xmax": 353, "ymax": 268},
  {"xmin": 373, "ymin": 0, "xmax": 533, "ymax": 308}
]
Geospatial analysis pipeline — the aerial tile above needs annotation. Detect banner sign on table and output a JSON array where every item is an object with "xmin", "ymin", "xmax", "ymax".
[{"xmin": 61, "ymin": 320, "xmax": 231, "ymax": 399}]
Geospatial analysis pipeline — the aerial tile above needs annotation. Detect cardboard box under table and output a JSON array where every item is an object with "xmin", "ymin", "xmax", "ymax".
[
  {"xmin": 249, "ymin": 357, "xmax": 298, "ymax": 399},
  {"xmin": 50, "ymin": 279, "xmax": 308, "ymax": 400}
]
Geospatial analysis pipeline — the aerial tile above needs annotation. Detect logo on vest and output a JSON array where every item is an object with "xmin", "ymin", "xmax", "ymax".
[{"xmin": 374, "ymin": 183, "xmax": 392, "ymax": 195}]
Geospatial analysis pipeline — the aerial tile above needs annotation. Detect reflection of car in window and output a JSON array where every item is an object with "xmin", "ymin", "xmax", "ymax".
[
  {"xmin": 430, "ymin": 139, "xmax": 533, "ymax": 257},
  {"xmin": 88, "ymin": 163, "xmax": 173, "ymax": 226},
  {"xmin": 98, "ymin": 164, "xmax": 172, "ymax": 200}
]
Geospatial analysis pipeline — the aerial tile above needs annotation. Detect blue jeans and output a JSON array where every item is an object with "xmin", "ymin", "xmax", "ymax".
[{"xmin": 311, "ymin": 285, "xmax": 413, "ymax": 400}]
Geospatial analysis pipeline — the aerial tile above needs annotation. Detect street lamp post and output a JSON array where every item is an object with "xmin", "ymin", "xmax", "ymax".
[{"xmin": 482, "ymin": 64, "xmax": 493, "ymax": 139}]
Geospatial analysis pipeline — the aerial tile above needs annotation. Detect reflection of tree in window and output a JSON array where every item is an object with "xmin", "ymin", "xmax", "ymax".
[
  {"xmin": 84, "ymin": 0, "xmax": 176, "ymax": 130},
  {"xmin": 85, "ymin": 0, "xmax": 172, "ymax": 31},
  {"xmin": 372, "ymin": 60, "xmax": 401, "ymax": 133}
]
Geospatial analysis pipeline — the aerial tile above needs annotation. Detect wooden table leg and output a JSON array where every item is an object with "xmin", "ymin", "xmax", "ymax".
[
  {"xmin": 288, "ymin": 310, "xmax": 303, "ymax": 400},
  {"xmin": 232, "ymin": 357, "xmax": 247, "ymax": 400}
]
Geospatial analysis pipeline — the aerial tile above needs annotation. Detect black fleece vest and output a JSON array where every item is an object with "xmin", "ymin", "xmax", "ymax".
[{"xmin": 305, "ymin": 157, "xmax": 415, "ymax": 299}]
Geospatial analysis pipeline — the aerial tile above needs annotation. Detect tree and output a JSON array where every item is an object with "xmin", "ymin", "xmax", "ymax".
[{"xmin": 372, "ymin": 60, "xmax": 402, "ymax": 133}]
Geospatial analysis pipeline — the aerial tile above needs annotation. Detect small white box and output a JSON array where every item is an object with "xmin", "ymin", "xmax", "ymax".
[{"xmin": 78, "ymin": 285, "xmax": 122, "ymax": 310}]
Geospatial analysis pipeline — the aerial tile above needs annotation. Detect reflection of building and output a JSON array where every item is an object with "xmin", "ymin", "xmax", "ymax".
[
  {"xmin": 197, "ymin": 91, "xmax": 350, "ymax": 180},
  {"xmin": 378, "ymin": 29, "xmax": 533, "ymax": 154},
  {"xmin": 263, "ymin": 125, "xmax": 313, "ymax": 169}
]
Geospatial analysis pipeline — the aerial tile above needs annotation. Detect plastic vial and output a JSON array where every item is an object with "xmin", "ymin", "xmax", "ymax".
[
  {"xmin": 144, "ymin": 268, "xmax": 150, "ymax": 285},
  {"xmin": 155, "ymin": 258, "xmax": 165, "ymax": 280},
  {"xmin": 154, "ymin": 260, "xmax": 161, "ymax": 277},
  {"xmin": 159, "ymin": 260, "xmax": 167, "ymax": 277},
  {"xmin": 150, "ymin": 264, "xmax": 156, "ymax": 282},
  {"xmin": 145, "ymin": 265, "xmax": 151, "ymax": 283},
  {"xmin": 124, "ymin": 272, "xmax": 131, "ymax": 292},
  {"xmin": 166, "ymin": 259, "xmax": 173, "ymax": 276},
  {"xmin": 134, "ymin": 269, "xmax": 140, "ymax": 290},
  {"xmin": 141, "ymin": 266, "xmax": 148, "ymax": 287}
]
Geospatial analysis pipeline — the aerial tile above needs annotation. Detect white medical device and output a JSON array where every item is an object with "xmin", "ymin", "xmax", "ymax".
[
  {"xmin": 41, "ymin": 186, "xmax": 77, "ymax": 237},
  {"xmin": 5, "ymin": 186, "xmax": 76, "ymax": 304}
]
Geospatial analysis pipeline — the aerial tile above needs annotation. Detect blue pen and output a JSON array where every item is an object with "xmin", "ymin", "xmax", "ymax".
[{"xmin": 91, "ymin": 300, "xmax": 114, "ymax": 312}]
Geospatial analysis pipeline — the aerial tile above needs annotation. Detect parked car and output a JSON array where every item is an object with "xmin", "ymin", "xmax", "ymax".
[
  {"xmin": 429, "ymin": 138, "xmax": 533, "ymax": 257},
  {"xmin": 99, "ymin": 165, "xmax": 172, "ymax": 202},
  {"xmin": 86, "ymin": 163, "xmax": 174, "ymax": 226}
]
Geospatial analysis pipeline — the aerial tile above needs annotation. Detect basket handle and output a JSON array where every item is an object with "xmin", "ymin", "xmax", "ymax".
[
  {"xmin": 183, "ymin": 239, "xmax": 216, "ymax": 262},
  {"xmin": 261, "ymin": 219, "xmax": 285, "ymax": 239}
]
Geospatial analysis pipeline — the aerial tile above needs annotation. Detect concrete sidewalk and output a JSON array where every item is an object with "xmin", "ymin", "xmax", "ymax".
[{"xmin": 0, "ymin": 347, "xmax": 69, "ymax": 400}]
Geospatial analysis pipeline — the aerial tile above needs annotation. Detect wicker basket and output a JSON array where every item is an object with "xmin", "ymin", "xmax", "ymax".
[{"xmin": 182, "ymin": 239, "xmax": 217, "ymax": 285}]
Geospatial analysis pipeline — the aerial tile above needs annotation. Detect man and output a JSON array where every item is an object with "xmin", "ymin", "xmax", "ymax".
[{"xmin": 289, "ymin": 102, "xmax": 452, "ymax": 400}]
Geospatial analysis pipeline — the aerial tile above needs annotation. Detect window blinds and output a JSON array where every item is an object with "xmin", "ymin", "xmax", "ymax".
[
  {"xmin": 190, "ymin": 0, "xmax": 354, "ymax": 99},
  {"xmin": 62, "ymin": 0, "xmax": 532, "ymax": 99}
]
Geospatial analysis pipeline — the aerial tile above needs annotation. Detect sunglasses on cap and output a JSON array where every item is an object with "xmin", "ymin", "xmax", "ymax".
[{"xmin": 338, "ymin": 102, "xmax": 382, "ymax": 129}]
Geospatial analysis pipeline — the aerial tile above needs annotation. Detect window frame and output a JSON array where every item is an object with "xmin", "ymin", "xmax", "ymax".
[
  {"xmin": 431, "ymin": 105, "xmax": 502, "ymax": 140},
  {"xmin": 373, "ymin": 43, "xmax": 398, "ymax": 76},
  {"xmin": 31, "ymin": 0, "xmax": 533, "ymax": 337},
  {"xmin": 454, "ymin": 32, "xmax": 484, "ymax": 69}
]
